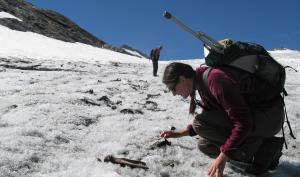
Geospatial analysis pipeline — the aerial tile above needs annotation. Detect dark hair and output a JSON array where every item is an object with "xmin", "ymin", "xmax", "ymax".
[{"xmin": 162, "ymin": 62, "xmax": 197, "ymax": 114}]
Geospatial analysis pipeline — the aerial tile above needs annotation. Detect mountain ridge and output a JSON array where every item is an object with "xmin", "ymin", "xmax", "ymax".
[{"xmin": 0, "ymin": 0, "xmax": 146, "ymax": 58}]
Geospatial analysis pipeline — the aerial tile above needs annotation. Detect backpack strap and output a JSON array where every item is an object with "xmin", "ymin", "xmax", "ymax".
[
  {"xmin": 280, "ymin": 66, "xmax": 297, "ymax": 148},
  {"xmin": 281, "ymin": 94, "xmax": 296, "ymax": 149},
  {"xmin": 197, "ymin": 67, "xmax": 222, "ymax": 110}
]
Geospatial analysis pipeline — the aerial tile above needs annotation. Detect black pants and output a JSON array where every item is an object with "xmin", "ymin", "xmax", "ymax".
[
  {"xmin": 152, "ymin": 60, "xmax": 158, "ymax": 76},
  {"xmin": 192, "ymin": 102, "xmax": 284, "ymax": 161}
]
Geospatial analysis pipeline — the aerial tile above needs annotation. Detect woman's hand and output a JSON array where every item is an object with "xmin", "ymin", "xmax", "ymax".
[
  {"xmin": 208, "ymin": 152, "xmax": 228, "ymax": 177},
  {"xmin": 160, "ymin": 130, "xmax": 179, "ymax": 138},
  {"xmin": 160, "ymin": 128, "xmax": 189, "ymax": 139}
]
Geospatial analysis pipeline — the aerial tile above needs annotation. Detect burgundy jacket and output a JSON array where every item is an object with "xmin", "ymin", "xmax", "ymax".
[{"xmin": 187, "ymin": 66, "xmax": 281, "ymax": 156}]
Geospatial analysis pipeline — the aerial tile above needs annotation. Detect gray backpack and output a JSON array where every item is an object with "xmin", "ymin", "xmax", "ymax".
[{"xmin": 204, "ymin": 41, "xmax": 287, "ymax": 96}]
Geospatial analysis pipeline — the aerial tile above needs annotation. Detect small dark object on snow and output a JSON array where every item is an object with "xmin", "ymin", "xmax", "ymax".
[
  {"xmin": 160, "ymin": 171, "xmax": 170, "ymax": 177},
  {"xmin": 168, "ymin": 126, "xmax": 176, "ymax": 131},
  {"xmin": 150, "ymin": 139, "xmax": 171, "ymax": 149},
  {"xmin": 80, "ymin": 97, "xmax": 101, "ymax": 106},
  {"xmin": 86, "ymin": 89, "xmax": 93, "ymax": 94},
  {"xmin": 103, "ymin": 155, "xmax": 148, "ymax": 169},
  {"xmin": 120, "ymin": 108, "xmax": 143, "ymax": 114}
]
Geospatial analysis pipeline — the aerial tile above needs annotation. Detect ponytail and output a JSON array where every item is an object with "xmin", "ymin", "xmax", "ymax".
[{"xmin": 189, "ymin": 89, "xmax": 196, "ymax": 114}]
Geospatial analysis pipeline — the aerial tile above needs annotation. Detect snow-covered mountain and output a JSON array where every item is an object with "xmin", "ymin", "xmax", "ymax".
[
  {"xmin": 0, "ymin": 0, "xmax": 145, "ymax": 58},
  {"xmin": 121, "ymin": 44, "xmax": 149, "ymax": 59},
  {"xmin": 0, "ymin": 12, "xmax": 300, "ymax": 177}
]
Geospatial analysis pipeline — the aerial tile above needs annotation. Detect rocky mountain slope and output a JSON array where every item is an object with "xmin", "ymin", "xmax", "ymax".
[{"xmin": 0, "ymin": 0, "xmax": 145, "ymax": 58}]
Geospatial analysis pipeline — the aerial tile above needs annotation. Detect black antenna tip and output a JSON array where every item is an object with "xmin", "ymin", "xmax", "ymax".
[{"xmin": 163, "ymin": 11, "xmax": 172, "ymax": 19}]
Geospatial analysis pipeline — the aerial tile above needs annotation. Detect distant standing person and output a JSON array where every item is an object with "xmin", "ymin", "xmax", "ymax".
[{"xmin": 150, "ymin": 46, "xmax": 163, "ymax": 76}]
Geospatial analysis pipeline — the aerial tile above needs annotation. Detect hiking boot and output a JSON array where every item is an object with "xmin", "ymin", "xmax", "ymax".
[
  {"xmin": 268, "ymin": 150, "xmax": 283, "ymax": 170},
  {"xmin": 245, "ymin": 137, "xmax": 284, "ymax": 175},
  {"xmin": 197, "ymin": 138, "xmax": 220, "ymax": 157},
  {"xmin": 227, "ymin": 159, "xmax": 252, "ymax": 174}
]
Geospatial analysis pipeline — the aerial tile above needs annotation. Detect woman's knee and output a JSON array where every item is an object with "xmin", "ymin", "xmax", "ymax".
[
  {"xmin": 192, "ymin": 115, "xmax": 205, "ymax": 135},
  {"xmin": 197, "ymin": 137, "xmax": 220, "ymax": 157},
  {"xmin": 192, "ymin": 115, "xmax": 231, "ymax": 144}
]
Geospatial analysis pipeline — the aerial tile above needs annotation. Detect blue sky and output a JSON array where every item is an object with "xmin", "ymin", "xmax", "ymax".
[{"xmin": 26, "ymin": 0, "xmax": 300, "ymax": 60}]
